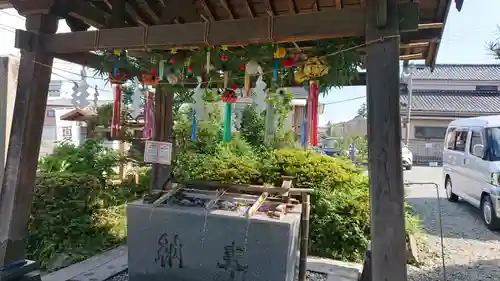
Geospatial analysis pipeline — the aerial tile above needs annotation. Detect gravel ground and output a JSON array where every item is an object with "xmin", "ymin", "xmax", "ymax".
[
  {"xmin": 404, "ymin": 167, "xmax": 500, "ymax": 281},
  {"xmin": 105, "ymin": 270, "xmax": 327, "ymax": 281}
]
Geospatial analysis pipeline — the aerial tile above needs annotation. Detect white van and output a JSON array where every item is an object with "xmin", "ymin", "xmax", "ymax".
[{"xmin": 443, "ymin": 115, "xmax": 500, "ymax": 230}]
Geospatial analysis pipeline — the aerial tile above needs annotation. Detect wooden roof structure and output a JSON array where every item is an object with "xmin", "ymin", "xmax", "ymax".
[
  {"xmin": 3, "ymin": 0, "xmax": 457, "ymax": 73},
  {"xmin": 0, "ymin": 2, "xmax": 464, "ymax": 281}
]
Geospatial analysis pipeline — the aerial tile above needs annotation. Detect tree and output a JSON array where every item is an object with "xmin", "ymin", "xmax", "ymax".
[
  {"xmin": 355, "ymin": 103, "xmax": 367, "ymax": 119},
  {"xmin": 488, "ymin": 27, "xmax": 500, "ymax": 60}
]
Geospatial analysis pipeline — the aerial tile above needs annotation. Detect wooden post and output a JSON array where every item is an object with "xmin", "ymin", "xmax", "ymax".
[
  {"xmin": 298, "ymin": 193, "xmax": 310, "ymax": 281},
  {"xmin": 365, "ymin": 0, "xmax": 407, "ymax": 280},
  {"xmin": 150, "ymin": 86, "xmax": 174, "ymax": 193},
  {"xmin": 0, "ymin": 13, "xmax": 58, "ymax": 271}
]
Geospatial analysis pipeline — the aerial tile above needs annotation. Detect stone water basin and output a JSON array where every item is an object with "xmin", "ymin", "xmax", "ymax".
[{"xmin": 127, "ymin": 190, "xmax": 302, "ymax": 281}]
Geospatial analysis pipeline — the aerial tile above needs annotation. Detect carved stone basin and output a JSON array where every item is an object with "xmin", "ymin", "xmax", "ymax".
[{"xmin": 127, "ymin": 191, "xmax": 301, "ymax": 281}]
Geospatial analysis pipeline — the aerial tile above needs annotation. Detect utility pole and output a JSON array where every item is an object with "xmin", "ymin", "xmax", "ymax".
[{"xmin": 402, "ymin": 61, "xmax": 413, "ymax": 144}]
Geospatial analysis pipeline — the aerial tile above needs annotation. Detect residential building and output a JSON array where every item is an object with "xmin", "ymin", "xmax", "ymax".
[{"xmin": 400, "ymin": 64, "xmax": 500, "ymax": 164}]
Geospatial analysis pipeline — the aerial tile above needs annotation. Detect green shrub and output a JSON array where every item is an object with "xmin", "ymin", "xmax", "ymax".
[
  {"xmin": 174, "ymin": 136, "xmax": 261, "ymax": 184},
  {"xmin": 38, "ymin": 140, "xmax": 120, "ymax": 184},
  {"xmin": 28, "ymin": 172, "xmax": 148, "ymax": 269},
  {"xmin": 260, "ymin": 148, "xmax": 370, "ymax": 261}
]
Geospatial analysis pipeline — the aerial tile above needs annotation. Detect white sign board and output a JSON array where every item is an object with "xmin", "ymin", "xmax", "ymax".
[
  {"xmin": 425, "ymin": 143, "xmax": 433, "ymax": 148},
  {"xmin": 144, "ymin": 141, "xmax": 172, "ymax": 165}
]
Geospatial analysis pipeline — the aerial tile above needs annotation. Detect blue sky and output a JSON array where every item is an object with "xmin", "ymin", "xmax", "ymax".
[{"xmin": 1, "ymin": 0, "xmax": 499, "ymax": 122}]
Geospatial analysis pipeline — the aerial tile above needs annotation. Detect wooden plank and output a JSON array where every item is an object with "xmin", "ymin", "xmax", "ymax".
[
  {"xmin": 18, "ymin": 4, "xmax": 417, "ymax": 54},
  {"xmin": 364, "ymin": 0, "xmax": 407, "ymax": 281},
  {"xmin": 41, "ymin": 246, "xmax": 127, "ymax": 281},
  {"xmin": 0, "ymin": 13, "xmax": 58, "ymax": 268}
]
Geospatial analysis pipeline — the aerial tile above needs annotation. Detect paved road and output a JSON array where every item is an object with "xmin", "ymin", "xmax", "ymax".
[{"xmin": 404, "ymin": 167, "xmax": 500, "ymax": 281}]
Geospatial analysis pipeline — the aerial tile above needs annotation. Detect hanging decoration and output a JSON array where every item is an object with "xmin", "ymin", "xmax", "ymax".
[
  {"xmin": 308, "ymin": 80, "xmax": 320, "ymax": 146},
  {"xmin": 294, "ymin": 57, "xmax": 329, "ymax": 83},
  {"xmin": 143, "ymin": 91, "xmax": 154, "ymax": 139},
  {"xmin": 244, "ymin": 60, "xmax": 263, "ymax": 97},
  {"xmin": 253, "ymin": 75, "xmax": 267, "ymax": 112},
  {"xmin": 191, "ymin": 77, "xmax": 204, "ymax": 141},
  {"xmin": 130, "ymin": 78, "xmax": 143, "ymax": 119},
  {"xmin": 111, "ymin": 84, "xmax": 122, "ymax": 139},
  {"xmin": 71, "ymin": 67, "xmax": 90, "ymax": 109},
  {"xmin": 112, "ymin": 49, "xmax": 122, "ymax": 76},
  {"xmin": 141, "ymin": 68, "xmax": 160, "ymax": 86}
]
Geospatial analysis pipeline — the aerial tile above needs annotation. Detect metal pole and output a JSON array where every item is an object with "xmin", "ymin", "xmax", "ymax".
[{"xmin": 405, "ymin": 74, "xmax": 412, "ymax": 144}]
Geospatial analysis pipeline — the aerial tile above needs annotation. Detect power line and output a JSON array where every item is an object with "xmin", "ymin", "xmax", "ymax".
[{"xmin": 323, "ymin": 95, "xmax": 365, "ymax": 105}]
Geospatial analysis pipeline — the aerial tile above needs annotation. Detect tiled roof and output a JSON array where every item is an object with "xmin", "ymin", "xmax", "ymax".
[
  {"xmin": 411, "ymin": 64, "xmax": 500, "ymax": 81},
  {"xmin": 400, "ymin": 90, "xmax": 500, "ymax": 113}
]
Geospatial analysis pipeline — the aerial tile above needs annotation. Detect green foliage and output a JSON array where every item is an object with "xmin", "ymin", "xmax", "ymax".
[
  {"xmin": 31, "ymin": 141, "xmax": 149, "ymax": 269},
  {"xmin": 239, "ymin": 106, "xmax": 265, "ymax": 149},
  {"xmin": 355, "ymin": 103, "xmax": 367, "ymax": 119},
  {"xmin": 29, "ymin": 172, "xmax": 148, "ymax": 269},
  {"xmin": 38, "ymin": 140, "xmax": 120, "ymax": 184}
]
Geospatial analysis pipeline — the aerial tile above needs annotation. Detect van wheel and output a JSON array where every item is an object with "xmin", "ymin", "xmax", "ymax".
[
  {"xmin": 481, "ymin": 195, "xmax": 500, "ymax": 230},
  {"xmin": 445, "ymin": 178, "xmax": 459, "ymax": 202}
]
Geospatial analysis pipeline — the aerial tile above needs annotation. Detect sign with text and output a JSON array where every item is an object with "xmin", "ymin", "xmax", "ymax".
[{"xmin": 144, "ymin": 141, "xmax": 172, "ymax": 165}]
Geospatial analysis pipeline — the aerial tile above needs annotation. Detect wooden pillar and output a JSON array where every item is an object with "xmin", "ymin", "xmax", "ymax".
[
  {"xmin": 0, "ymin": 13, "xmax": 58, "ymax": 270},
  {"xmin": 365, "ymin": 0, "xmax": 407, "ymax": 281},
  {"xmin": 150, "ymin": 86, "xmax": 174, "ymax": 192}
]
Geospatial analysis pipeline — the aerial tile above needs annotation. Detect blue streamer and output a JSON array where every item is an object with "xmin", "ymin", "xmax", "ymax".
[
  {"xmin": 273, "ymin": 58, "xmax": 279, "ymax": 82},
  {"xmin": 112, "ymin": 55, "xmax": 119, "ymax": 76},
  {"xmin": 191, "ymin": 114, "xmax": 197, "ymax": 141}
]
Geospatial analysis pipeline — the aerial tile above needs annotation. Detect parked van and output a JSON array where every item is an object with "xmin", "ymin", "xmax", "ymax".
[{"xmin": 443, "ymin": 115, "xmax": 500, "ymax": 230}]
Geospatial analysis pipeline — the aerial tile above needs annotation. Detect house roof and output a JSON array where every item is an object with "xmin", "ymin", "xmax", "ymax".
[
  {"xmin": 400, "ymin": 90, "xmax": 500, "ymax": 114},
  {"xmin": 411, "ymin": 64, "xmax": 500, "ymax": 81}
]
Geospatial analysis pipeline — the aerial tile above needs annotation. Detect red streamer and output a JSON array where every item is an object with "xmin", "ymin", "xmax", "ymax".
[{"xmin": 111, "ymin": 85, "xmax": 122, "ymax": 138}]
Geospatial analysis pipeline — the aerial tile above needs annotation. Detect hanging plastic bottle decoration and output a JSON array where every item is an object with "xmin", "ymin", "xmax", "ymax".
[
  {"xmin": 143, "ymin": 91, "xmax": 154, "ymax": 139},
  {"xmin": 111, "ymin": 84, "xmax": 122, "ymax": 139}
]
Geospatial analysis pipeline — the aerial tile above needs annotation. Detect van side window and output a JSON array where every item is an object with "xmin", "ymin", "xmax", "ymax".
[
  {"xmin": 445, "ymin": 129, "xmax": 456, "ymax": 150},
  {"xmin": 469, "ymin": 130, "xmax": 484, "ymax": 156},
  {"xmin": 454, "ymin": 131, "xmax": 468, "ymax": 152}
]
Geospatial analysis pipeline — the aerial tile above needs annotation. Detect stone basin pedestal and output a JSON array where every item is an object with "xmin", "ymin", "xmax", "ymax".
[{"xmin": 127, "ymin": 192, "xmax": 302, "ymax": 281}]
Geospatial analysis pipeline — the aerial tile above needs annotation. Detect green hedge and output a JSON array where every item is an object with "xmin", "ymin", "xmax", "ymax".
[
  {"xmin": 28, "ymin": 172, "xmax": 148, "ymax": 269},
  {"xmin": 174, "ymin": 141, "xmax": 375, "ymax": 261}
]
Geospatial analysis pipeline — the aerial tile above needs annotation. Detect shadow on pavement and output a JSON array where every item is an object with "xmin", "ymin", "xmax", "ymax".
[
  {"xmin": 405, "ymin": 197, "xmax": 500, "ymax": 242},
  {"xmin": 408, "ymin": 259, "xmax": 500, "ymax": 281}
]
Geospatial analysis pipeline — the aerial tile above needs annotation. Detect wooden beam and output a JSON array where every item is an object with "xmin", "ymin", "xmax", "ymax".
[
  {"xmin": 161, "ymin": 0, "xmax": 200, "ymax": 24},
  {"xmin": 244, "ymin": 0, "xmax": 255, "ymax": 17},
  {"xmin": 335, "ymin": 0, "xmax": 343, "ymax": 9},
  {"xmin": 199, "ymin": 0, "xmax": 216, "ymax": 21},
  {"xmin": 220, "ymin": 0, "xmax": 235, "ymax": 19},
  {"xmin": 21, "ymin": 3, "xmax": 418, "ymax": 54},
  {"xmin": 365, "ymin": 1, "xmax": 407, "ymax": 281},
  {"xmin": 135, "ymin": 0, "xmax": 161, "ymax": 24},
  {"xmin": 399, "ymin": 53, "xmax": 423, "ymax": 60},
  {"xmin": 0, "ymin": 12, "xmax": 58, "ymax": 269},
  {"xmin": 64, "ymin": 0, "xmax": 112, "ymax": 29},
  {"xmin": 110, "ymin": 0, "xmax": 128, "ymax": 28},
  {"xmin": 312, "ymin": 0, "xmax": 320, "ymax": 11},
  {"xmin": 8, "ymin": 0, "xmax": 54, "ymax": 15},
  {"xmin": 288, "ymin": 0, "xmax": 297, "ymax": 13},
  {"xmin": 264, "ymin": 0, "xmax": 275, "ymax": 15}
]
